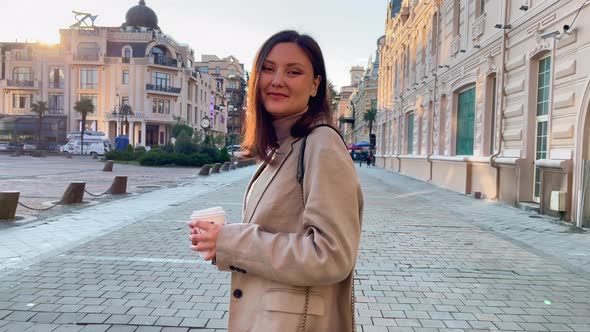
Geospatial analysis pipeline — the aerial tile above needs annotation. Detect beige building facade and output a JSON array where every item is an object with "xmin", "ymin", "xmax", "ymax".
[
  {"xmin": 337, "ymin": 66, "xmax": 365, "ymax": 144},
  {"xmin": 376, "ymin": 0, "xmax": 590, "ymax": 225},
  {"xmin": 0, "ymin": 1, "xmax": 229, "ymax": 147},
  {"xmin": 351, "ymin": 52, "xmax": 380, "ymax": 146}
]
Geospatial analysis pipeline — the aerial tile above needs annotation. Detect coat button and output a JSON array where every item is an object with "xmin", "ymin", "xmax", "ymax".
[
  {"xmin": 229, "ymin": 265, "xmax": 236, "ymax": 271},
  {"xmin": 233, "ymin": 289, "xmax": 243, "ymax": 299}
]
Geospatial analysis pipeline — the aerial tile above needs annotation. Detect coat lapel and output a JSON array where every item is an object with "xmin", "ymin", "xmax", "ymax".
[{"xmin": 244, "ymin": 136, "xmax": 301, "ymax": 224}]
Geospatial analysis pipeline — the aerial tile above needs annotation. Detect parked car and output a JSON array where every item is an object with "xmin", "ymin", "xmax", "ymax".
[
  {"xmin": 60, "ymin": 136, "xmax": 111, "ymax": 157},
  {"xmin": 22, "ymin": 142, "xmax": 37, "ymax": 151},
  {"xmin": 0, "ymin": 142, "xmax": 18, "ymax": 151},
  {"xmin": 227, "ymin": 144, "xmax": 246, "ymax": 157}
]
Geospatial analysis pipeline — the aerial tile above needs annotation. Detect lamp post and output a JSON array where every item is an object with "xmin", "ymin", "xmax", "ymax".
[
  {"xmin": 112, "ymin": 93, "xmax": 133, "ymax": 136},
  {"xmin": 112, "ymin": 93, "xmax": 121, "ymax": 136}
]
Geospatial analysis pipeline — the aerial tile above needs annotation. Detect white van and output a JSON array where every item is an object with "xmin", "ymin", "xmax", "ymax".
[{"xmin": 60, "ymin": 136, "xmax": 111, "ymax": 157}]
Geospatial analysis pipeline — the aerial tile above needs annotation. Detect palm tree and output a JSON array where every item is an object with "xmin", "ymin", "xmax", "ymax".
[
  {"xmin": 73, "ymin": 98, "xmax": 96, "ymax": 155},
  {"xmin": 119, "ymin": 104, "xmax": 134, "ymax": 135},
  {"xmin": 30, "ymin": 101, "xmax": 48, "ymax": 143},
  {"xmin": 363, "ymin": 108, "xmax": 378, "ymax": 147}
]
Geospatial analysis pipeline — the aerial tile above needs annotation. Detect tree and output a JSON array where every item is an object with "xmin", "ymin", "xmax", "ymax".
[
  {"xmin": 30, "ymin": 101, "xmax": 48, "ymax": 143},
  {"xmin": 119, "ymin": 104, "xmax": 134, "ymax": 135},
  {"xmin": 363, "ymin": 108, "xmax": 378, "ymax": 147},
  {"xmin": 73, "ymin": 98, "xmax": 96, "ymax": 155}
]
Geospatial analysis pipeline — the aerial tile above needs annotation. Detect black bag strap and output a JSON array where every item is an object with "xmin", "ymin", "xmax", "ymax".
[{"xmin": 296, "ymin": 124, "xmax": 346, "ymax": 186}]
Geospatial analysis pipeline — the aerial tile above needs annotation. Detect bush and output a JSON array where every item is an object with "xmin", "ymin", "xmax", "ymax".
[
  {"xmin": 134, "ymin": 146, "xmax": 146, "ymax": 152},
  {"xmin": 125, "ymin": 144, "xmax": 134, "ymax": 153},
  {"xmin": 217, "ymin": 146, "xmax": 230, "ymax": 163},
  {"xmin": 137, "ymin": 151, "xmax": 212, "ymax": 167},
  {"xmin": 161, "ymin": 142, "xmax": 175, "ymax": 153},
  {"xmin": 171, "ymin": 123, "xmax": 194, "ymax": 138},
  {"xmin": 174, "ymin": 131, "xmax": 193, "ymax": 154}
]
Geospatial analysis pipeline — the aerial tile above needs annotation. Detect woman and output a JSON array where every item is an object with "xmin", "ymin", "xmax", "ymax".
[{"xmin": 189, "ymin": 30, "xmax": 364, "ymax": 332}]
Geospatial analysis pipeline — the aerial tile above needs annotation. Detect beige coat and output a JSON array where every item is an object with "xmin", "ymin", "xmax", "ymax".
[{"xmin": 216, "ymin": 127, "xmax": 364, "ymax": 332}]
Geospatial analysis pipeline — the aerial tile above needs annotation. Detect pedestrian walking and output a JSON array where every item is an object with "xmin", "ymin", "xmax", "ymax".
[
  {"xmin": 189, "ymin": 30, "xmax": 364, "ymax": 332},
  {"xmin": 367, "ymin": 151, "xmax": 373, "ymax": 167}
]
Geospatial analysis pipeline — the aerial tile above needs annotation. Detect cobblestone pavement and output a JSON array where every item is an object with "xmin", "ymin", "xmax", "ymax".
[
  {"xmin": 0, "ymin": 165, "xmax": 589, "ymax": 331},
  {"xmin": 0, "ymin": 154, "xmax": 205, "ymax": 219}
]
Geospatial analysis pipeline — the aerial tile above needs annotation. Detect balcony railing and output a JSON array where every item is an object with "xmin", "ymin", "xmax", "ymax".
[
  {"xmin": 151, "ymin": 55, "xmax": 178, "ymax": 68},
  {"xmin": 13, "ymin": 54, "xmax": 32, "ymax": 61},
  {"xmin": 146, "ymin": 84, "xmax": 181, "ymax": 94},
  {"xmin": 122, "ymin": 57, "xmax": 131, "ymax": 64},
  {"xmin": 7, "ymin": 80, "xmax": 35, "ymax": 88},
  {"xmin": 49, "ymin": 82, "xmax": 65, "ymax": 89},
  {"xmin": 74, "ymin": 54, "xmax": 100, "ymax": 61},
  {"xmin": 48, "ymin": 108, "xmax": 64, "ymax": 115}
]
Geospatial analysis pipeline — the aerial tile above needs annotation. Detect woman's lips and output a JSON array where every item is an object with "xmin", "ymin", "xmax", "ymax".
[{"xmin": 267, "ymin": 92, "xmax": 288, "ymax": 99}]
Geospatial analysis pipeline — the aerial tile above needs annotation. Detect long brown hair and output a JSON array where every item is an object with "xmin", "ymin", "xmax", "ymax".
[{"xmin": 242, "ymin": 30, "xmax": 333, "ymax": 162}]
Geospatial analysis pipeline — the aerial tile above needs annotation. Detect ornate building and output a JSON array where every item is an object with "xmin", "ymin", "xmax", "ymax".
[
  {"xmin": 376, "ymin": 0, "xmax": 590, "ymax": 225},
  {"xmin": 194, "ymin": 55, "xmax": 247, "ymax": 139},
  {"xmin": 0, "ymin": 0, "xmax": 229, "ymax": 147}
]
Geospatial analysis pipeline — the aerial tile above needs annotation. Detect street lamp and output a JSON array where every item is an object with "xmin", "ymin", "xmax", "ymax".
[{"xmin": 112, "ymin": 93, "xmax": 134, "ymax": 136}]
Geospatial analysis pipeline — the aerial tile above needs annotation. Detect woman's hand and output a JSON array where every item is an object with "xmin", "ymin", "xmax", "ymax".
[{"xmin": 188, "ymin": 220, "xmax": 222, "ymax": 261}]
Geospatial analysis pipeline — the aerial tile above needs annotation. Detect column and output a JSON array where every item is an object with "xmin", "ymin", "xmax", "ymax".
[
  {"xmin": 140, "ymin": 121, "xmax": 146, "ymax": 146},
  {"xmin": 130, "ymin": 122, "xmax": 136, "ymax": 146}
]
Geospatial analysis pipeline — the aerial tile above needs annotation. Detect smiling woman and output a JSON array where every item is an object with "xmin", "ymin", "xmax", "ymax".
[{"xmin": 188, "ymin": 30, "xmax": 364, "ymax": 332}]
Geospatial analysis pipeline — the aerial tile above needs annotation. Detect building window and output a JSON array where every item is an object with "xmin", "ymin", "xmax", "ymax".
[
  {"xmin": 229, "ymin": 68, "xmax": 235, "ymax": 77},
  {"xmin": 456, "ymin": 87, "xmax": 475, "ymax": 155},
  {"xmin": 488, "ymin": 75, "xmax": 497, "ymax": 155},
  {"xmin": 453, "ymin": 0, "xmax": 461, "ymax": 36},
  {"xmin": 198, "ymin": 66, "xmax": 209, "ymax": 73},
  {"xmin": 534, "ymin": 56, "xmax": 551, "ymax": 201},
  {"xmin": 124, "ymin": 47, "xmax": 131, "ymax": 58},
  {"xmin": 407, "ymin": 112, "xmax": 414, "ymax": 154},
  {"xmin": 152, "ymin": 72, "xmax": 171, "ymax": 89},
  {"xmin": 215, "ymin": 67, "xmax": 221, "ymax": 75},
  {"xmin": 49, "ymin": 67, "xmax": 64, "ymax": 89},
  {"xmin": 79, "ymin": 94, "xmax": 98, "ymax": 109},
  {"xmin": 477, "ymin": 0, "xmax": 486, "ymax": 17},
  {"xmin": 13, "ymin": 67, "xmax": 32, "ymax": 81},
  {"xmin": 122, "ymin": 70, "xmax": 129, "ymax": 84},
  {"xmin": 48, "ymin": 93, "xmax": 64, "ymax": 114},
  {"xmin": 12, "ymin": 93, "xmax": 33, "ymax": 109},
  {"xmin": 152, "ymin": 99, "xmax": 171, "ymax": 114},
  {"xmin": 228, "ymin": 81, "xmax": 236, "ymax": 89},
  {"xmin": 121, "ymin": 96, "xmax": 129, "ymax": 106},
  {"xmin": 80, "ymin": 68, "xmax": 98, "ymax": 89}
]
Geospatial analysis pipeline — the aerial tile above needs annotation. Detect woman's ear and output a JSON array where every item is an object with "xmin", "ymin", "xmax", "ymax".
[{"xmin": 311, "ymin": 75, "xmax": 321, "ymax": 97}]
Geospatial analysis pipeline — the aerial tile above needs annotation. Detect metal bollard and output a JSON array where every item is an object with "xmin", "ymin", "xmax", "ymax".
[
  {"xmin": 221, "ymin": 162, "xmax": 230, "ymax": 171},
  {"xmin": 0, "ymin": 191, "xmax": 20, "ymax": 221},
  {"xmin": 61, "ymin": 182, "xmax": 85, "ymax": 204},
  {"xmin": 199, "ymin": 164, "xmax": 211, "ymax": 176},
  {"xmin": 211, "ymin": 163, "xmax": 221, "ymax": 173},
  {"xmin": 103, "ymin": 160, "xmax": 114, "ymax": 172},
  {"xmin": 110, "ymin": 176, "xmax": 127, "ymax": 195}
]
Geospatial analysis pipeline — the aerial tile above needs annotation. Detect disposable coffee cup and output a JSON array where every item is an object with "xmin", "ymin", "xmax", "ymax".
[{"xmin": 190, "ymin": 206, "xmax": 225, "ymax": 259}]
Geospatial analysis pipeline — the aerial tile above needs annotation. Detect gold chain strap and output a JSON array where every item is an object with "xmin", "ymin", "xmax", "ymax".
[
  {"xmin": 297, "ymin": 131, "xmax": 356, "ymax": 331},
  {"xmin": 351, "ymin": 276, "xmax": 357, "ymax": 332},
  {"xmin": 300, "ymin": 287, "xmax": 310, "ymax": 332}
]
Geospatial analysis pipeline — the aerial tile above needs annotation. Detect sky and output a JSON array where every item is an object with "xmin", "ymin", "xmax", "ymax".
[{"xmin": 0, "ymin": 0, "xmax": 388, "ymax": 90}]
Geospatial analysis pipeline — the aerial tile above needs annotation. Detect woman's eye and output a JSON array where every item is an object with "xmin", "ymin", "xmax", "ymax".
[
  {"xmin": 288, "ymin": 71, "xmax": 302, "ymax": 75},
  {"xmin": 261, "ymin": 66, "xmax": 273, "ymax": 72}
]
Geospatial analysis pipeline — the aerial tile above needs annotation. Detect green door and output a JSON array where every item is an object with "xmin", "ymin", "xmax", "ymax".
[{"xmin": 456, "ymin": 88, "xmax": 475, "ymax": 155}]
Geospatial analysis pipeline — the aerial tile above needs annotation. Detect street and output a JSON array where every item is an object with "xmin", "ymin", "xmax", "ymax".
[{"xmin": 0, "ymin": 165, "xmax": 589, "ymax": 331}]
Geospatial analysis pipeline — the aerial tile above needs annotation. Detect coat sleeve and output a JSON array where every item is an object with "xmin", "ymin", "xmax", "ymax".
[{"xmin": 215, "ymin": 128, "xmax": 363, "ymax": 287}]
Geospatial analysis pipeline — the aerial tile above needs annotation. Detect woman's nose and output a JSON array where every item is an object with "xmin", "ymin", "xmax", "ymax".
[{"xmin": 270, "ymin": 71, "xmax": 285, "ymax": 87}]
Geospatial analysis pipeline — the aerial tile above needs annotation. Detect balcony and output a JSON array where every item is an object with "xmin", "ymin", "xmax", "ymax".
[
  {"xmin": 4, "ymin": 80, "xmax": 39, "ymax": 90},
  {"xmin": 48, "ymin": 108, "xmax": 64, "ymax": 115},
  {"xmin": 12, "ymin": 54, "xmax": 33, "ymax": 61},
  {"xmin": 149, "ymin": 55, "xmax": 179, "ymax": 69},
  {"xmin": 122, "ymin": 57, "xmax": 131, "ymax": 64},
  {"xmin": 146, "ymin": 84, "xmax": 181, "ymax": 95},
  {"xmin": 72, "ymin": 54, "xmax": 104, "ymax": 64}
]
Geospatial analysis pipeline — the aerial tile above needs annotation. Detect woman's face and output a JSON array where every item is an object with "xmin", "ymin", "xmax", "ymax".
[{"xmin": 259, "ymin": 42, "xmax": 321, "ymax": 120}]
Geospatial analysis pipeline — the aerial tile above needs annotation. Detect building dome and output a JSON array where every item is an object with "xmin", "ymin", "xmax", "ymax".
[{"xmin": 122, "ymin": 0, "xmax": 159, "ymax": 30}]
